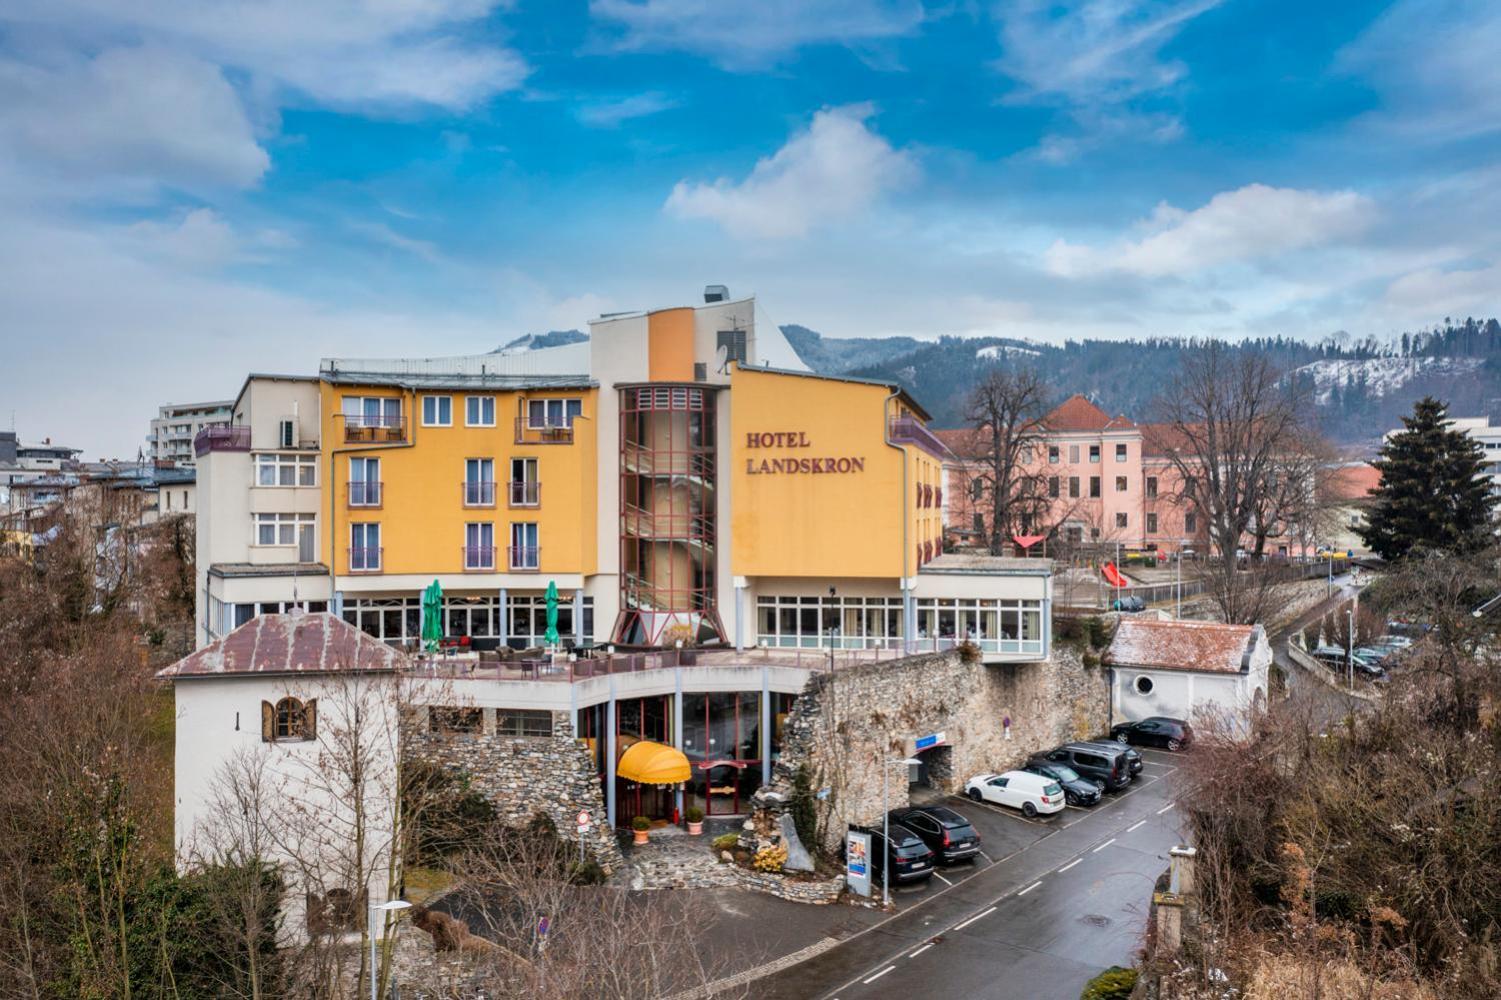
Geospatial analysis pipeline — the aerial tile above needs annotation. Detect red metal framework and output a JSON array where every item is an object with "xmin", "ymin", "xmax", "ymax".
[{"xmin": 613, "ymin": 385, "xmax": 725, "ymax": 646}]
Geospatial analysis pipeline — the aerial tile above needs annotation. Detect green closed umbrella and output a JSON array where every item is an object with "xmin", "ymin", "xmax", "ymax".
[
  {"xmin": 422, "ymin": 579, "xmax": 444, "ymax": 652},
  {"xmin": 544, "ymin": 580, "xmax": 560, "ymax": 647}
]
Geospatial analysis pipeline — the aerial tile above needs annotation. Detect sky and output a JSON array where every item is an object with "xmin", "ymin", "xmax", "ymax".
[{"xmin": 2, "ymin": 0, "xmax": 1499, "ymax": 459}]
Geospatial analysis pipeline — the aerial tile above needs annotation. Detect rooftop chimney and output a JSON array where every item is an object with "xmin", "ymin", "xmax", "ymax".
[{"xmin": 703, "ymin": 284, "xmax": 729, "ymax": 303}]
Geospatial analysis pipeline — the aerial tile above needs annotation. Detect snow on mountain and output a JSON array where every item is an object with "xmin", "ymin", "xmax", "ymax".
[
  {"xmin": 976, "ymin": 344, "xmax": 1041, "ymax": 360},
  {"xmin": 1294, "ymin": 356, "xmax": 1483, "ymax": 404}
]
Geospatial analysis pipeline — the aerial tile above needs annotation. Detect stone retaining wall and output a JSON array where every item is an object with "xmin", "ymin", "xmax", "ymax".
[{"xmin": 731, "ymin": 868, "xmax": 845, "ymax": 904}]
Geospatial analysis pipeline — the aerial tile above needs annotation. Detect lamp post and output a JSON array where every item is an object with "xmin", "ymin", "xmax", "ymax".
[
  {"xmin": 881, "ymin": 756, "xmax": 923, "ymax": 907},
  {"xmin": 368, "ymin": 899, "xmax": 411, "ymax": 1000}
]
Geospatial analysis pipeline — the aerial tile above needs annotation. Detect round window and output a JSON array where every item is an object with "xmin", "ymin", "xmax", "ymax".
[{"xmin": 1134, "ymin": 675, "xmax": 1155, "ymax": 695}]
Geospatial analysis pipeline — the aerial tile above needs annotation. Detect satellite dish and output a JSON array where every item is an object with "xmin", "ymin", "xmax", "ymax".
[{"xmin": 715, "ymin": 344, "xmax": 731, "ymax": 374}]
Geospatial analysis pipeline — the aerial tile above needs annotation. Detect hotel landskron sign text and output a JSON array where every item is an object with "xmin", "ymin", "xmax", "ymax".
[{"xmin": 744, "ymin": 432, "xmax": 866, "ymax": 475}]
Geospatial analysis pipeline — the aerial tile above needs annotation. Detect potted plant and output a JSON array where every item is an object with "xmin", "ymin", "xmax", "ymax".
[
  {"xmin": 685, "ymin": 806, "xmax": 704, "ymax": 835},
  {"xmin": 631, "ymin": 815, "xmax": 651, "ymax": 845}
]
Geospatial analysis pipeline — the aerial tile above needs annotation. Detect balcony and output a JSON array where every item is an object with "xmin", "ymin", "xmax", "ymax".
[
  {"xmin": 348, "ymin": 481, "xmax": 383, "ymax": 508},
  {"xmin": 462, "ymin": 481, "xmax": 496, "ymax": 507},
  {"xmin": 515, "ymin": 418, "xmax": 573, "ymax": 446},
  {"xmin": 344, "ymin": 415, "xmax": 407, "ymax": 444},
  {"xmin": 508, "ymin": 480, "xmax": 541, "ymax": 507},
  {"xmin": 507, "ymin": 545, "xmax": 540, "ymax": 572},
  {"xmin": 348, "ymin": 546, "xmax": 383, "ymax": 573},
  {"xmin": 888, "ymin": 416, "xmax": 951, "ymax": 459},
  {"xmin": 462, "ymin": 545, "xmax": 496, "ymax": 571},
  {"xmin": 193, "ymin": 424, "xmax": 250, "ymax": 456}
]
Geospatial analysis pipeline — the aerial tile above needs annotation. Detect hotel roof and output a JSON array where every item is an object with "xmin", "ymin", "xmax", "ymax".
[
  {"xmin": 1045, "ymin": 394, "xmax": 1136, "ymax": 433},
  {"xmin": 1106, "ymin": 618, "xmax": 1264, "ymax": 675},
  {"xmin": 157, "ymin": 612, "xmax": 405, "ymax": 679}
]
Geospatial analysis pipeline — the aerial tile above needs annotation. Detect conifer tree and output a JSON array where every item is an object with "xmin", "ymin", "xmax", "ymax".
[{"xmin": 1360, "ymin": 397, "xmax": 1497, "ymax": 560}]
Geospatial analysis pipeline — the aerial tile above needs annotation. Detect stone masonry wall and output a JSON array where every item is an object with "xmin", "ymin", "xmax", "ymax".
[
  {"xmin": 405, "ymin": 709, "xmax": 625, "ymax": 874},
  {"xmin": 757, "ymin": 646, "xmax": 1108, "ymax": 855}
]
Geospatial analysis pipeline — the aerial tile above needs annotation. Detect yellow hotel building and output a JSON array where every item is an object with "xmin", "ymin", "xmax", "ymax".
[{"xmin": 194, "ymin": 289, "xmax": 1050, "ymax": 660}]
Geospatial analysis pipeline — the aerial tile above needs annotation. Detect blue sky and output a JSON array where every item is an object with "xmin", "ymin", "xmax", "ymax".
[{"xmin": 2, "ymin": 0, "xmax": 1499, "ymax": 457}]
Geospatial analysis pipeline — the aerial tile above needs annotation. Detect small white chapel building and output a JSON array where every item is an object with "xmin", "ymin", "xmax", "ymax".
[{"xmin": 1105, "ymin": 617, "xmax": 1271, "ymax": 734}]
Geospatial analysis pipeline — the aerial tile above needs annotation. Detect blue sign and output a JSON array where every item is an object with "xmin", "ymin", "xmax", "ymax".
[
  {"xmin": 914, "ymin": 731, "xmax": 945, "ymax": 751},
  {"xmin": 537, "ymin": 916, "xmax": 550, "ymax": 937}
]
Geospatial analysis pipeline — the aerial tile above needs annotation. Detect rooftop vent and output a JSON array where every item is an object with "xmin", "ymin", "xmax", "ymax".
[{"xmin": 703, "ymin": 284, "xmax": 729, "ymax": 303}]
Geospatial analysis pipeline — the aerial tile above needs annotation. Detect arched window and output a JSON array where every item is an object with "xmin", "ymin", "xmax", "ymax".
[{"xmin": 261, "ymin": 696, "xmax": 317, "ymax": 742}]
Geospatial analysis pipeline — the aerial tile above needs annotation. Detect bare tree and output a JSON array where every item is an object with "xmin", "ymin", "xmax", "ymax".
[
  {"xmin": 962, "ymin": 367, "xmax": 1052, "ymax": 554},
  {"xmin": 1150, "ymin": 344, "xmax": 1308, "ymax": 623}
]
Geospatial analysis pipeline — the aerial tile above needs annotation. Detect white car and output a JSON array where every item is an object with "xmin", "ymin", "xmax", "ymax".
[{"xmin": 964, "ymin": 770, "xmax": 1066, "ymax": 818}]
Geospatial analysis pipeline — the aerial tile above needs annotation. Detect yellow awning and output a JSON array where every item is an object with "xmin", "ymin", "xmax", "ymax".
[{"xmin": 616, "ymin": 740, "xmax": 692, "ymax": 785}]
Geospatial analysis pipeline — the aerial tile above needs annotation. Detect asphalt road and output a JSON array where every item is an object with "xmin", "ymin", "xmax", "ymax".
[{"xmin": 754, "ymin": 748, "xmax": 1186, "ymax": 1000}]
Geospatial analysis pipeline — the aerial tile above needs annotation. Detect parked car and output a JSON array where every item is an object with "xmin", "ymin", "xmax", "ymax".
[
  {"xmin": 1022, "ymin": 761, "xmax": 1103, "ymax": 806},
  {"xmin": 887, "ymin": 805, "xmax": 982, "ymax": 863},
  {"xmin": 1083, "ymin": 739, "xmax": 1144, "ymax": 775},
  {"xmin": 1109, "ymin": 717, "xmax": 1193, "ymax": 751},
  {"xmin": 1029, "ymin": 743, "xmax": 1134, "ymax": 791},
  {"xmin": 964, "ymin": 770, "xmax": 1066, "ymax": 817},
  {"xmin": 1354, "ymin": 646, "xmax": 1394, "ymax": 665},
  {"xmin": 1111, "ymin": 595, "xmax": 1146, "ymax": 613},
  {"xmin": 847, "ymin": 822, "xmax": 936, "ymax": 885},
  {"xmin": 1373, "ymin": 635, "xmax": 1413, "ymax": 651}
]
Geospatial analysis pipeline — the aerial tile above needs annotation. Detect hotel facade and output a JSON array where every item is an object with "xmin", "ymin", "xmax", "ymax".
[{"xmin": 189, "ymin": 290, "xmax": 1053, "ymax": 828}]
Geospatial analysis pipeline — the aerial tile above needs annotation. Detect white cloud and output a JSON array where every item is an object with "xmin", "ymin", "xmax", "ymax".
[
  {"xmin": 1044, "ymin": 184, "xmax": 1377, "ymax": 277},
  {"xmin": 1382, "ymin": 261, "xmax": 1501, "ymax": 315},
  {"xmin": 589, "ymin": 0, "xmax": 923, "ymax": 69},
  {"xmin": 125, "ymin": 208, "xmax": 240, "ymax": 268},
  {"xmin": 576, "ymin": 91, "xmax": 679, "ymax": 128},
  {"xmin": 348, "ymin": 220, "xmax": 443, "ymax": 263},
  {"xmin": 993, "ymin": 0, "xmax": 1221, "ymax": 160},
  {"xmin": 0, "ymin": 45, "xmax": 269, "ymax": 194},
  {"xmin": 664, "ymin": 103, "xmax": 917, "ymax": 239}
]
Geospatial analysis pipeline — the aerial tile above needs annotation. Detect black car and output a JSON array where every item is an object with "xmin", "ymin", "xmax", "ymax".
[
  {"xmin": 1022, "ymin": 761, "xmax": 1103, "ymax": 806},
  {"xmin": 1109, "ymin": 717, "xmax": 1194, "ymax": 751},
  {"xmin": 887, "ymin": 806, "xmax": 981, "ymax": 864},
  {"xmin": 1085, "ymin": 739, "xmax": 1144, "ymax": 775},
  {"xmin": 1031, "ymin": 742, "xmax": 1134, "ymax": 791},
  {"xmin": 848, "ymin": 823, "xmax": 935, "ymax": 884}
]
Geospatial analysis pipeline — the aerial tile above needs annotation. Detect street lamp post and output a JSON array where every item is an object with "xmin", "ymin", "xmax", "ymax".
[
  {"xmin": 368, "ymin": 899, "xmax": 411, "ymax": 1000},
  {"xmin": 881, "ymin": 756, "xmax": 924, "ymax": 908}
]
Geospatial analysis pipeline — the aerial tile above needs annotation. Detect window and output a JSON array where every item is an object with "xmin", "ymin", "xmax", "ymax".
[
  {"xmin": 343, "ymin": 396, "xmax": 401, "ymax": 428},
  {"xmin": 969, "ymin": 477, "xmax": 984, "ymax": 501},
  {"xmin": 1069, "ymin": 445, "xmax": 1080, "ymax": 463},
  {"xmin": 464, "ymin": 458, "xmax": 495, "ymax": 506},
  {"xmin": 1134, "ymin": 675, "xmax": 1155, "ymax": 695},
  {"xmin": 1068, "ymin": 477, "xmax": 1080, "ymax": 499},
  {"xmin": 497, "ymin": 709, "xmax": 553, "ymax": 737},
  {"xmin": 1116, "ymin": 443, "xmax": 1127, "ymax": 462},
  {"xmin": 1089, "ymin": 445, "xmax": 1100, "ymax": 463},
  {"xmin": 262, "ymin": 696, "xmax": 315, "ymax": 741},
  {"xmin": 1089, "ymin": 476, "xmax": 1101, "ymax": 498},
  {"xmin": 1147, "ymin": 512, "xmax": 1158, "ymax": 533},
  {"xmin": 1019, "ymin": 446, "xmax": 1033, "ymax": 465},
  {"xmin": 278, "ymin": 419, "xmax": 296, "ymax": 448},
  {"xmin": 1185, "ymin": 512, "xmax": 1197, "ymax": 533},
  {"xmin": 1048, "ymin": 446, "xmax": 1059, "ymax": 465},
  {"xmin": 422, "ymin": 395, "xmax": 452, "ymax": 426},
  {"xmin": 1048, "ymin": 476, "xmax": 1060, "ymax": 498},
  {"xmin": 510, "ymin": 522, "xmax": 539, "ymax": 569},
  {"xmin": 255, "ymin": 453, "xmax": 317, "ymax": 487},
  {"xmin": 1115, "ymin": 476, "xmax": 1128, "ymax": 492},
  {"xmin": 510, "ymin": 457, "xmax": 539, "ymax": 506},
  {"xmin": 430, "ymin": 707, "xmax": 483, "ymax": 734},
  {"xmin": 465, "ymin": 522, "xmax": 494, "ymax": 570},
  {"xmin": 526, "ymin": 398, "xmax": 582, "ymax": 429},
  {"xmin": 254, "ymin": 512, "xmax": 315, "ymax": 546},
  {"xmin": 1116, "ymin": 512, "xmax": 1128, "ymax": 528},
  {"xmin": 1146, "ymin": 476, "xmax": 1158, "ymax": 498},
  {"xmin": 1091, "ymin": 527, "xmax": 1101, "ymax": 539},
  {"xmin": 350, "ymin": 523, "xmax": 380, "ymax": 571},
  {"xmin": 465, "ymin": 395, "xmax": 495, "ymax": 427},
  {"xmin": 349, "ymin": 457, "xmax": 380, "ymax": 506}
]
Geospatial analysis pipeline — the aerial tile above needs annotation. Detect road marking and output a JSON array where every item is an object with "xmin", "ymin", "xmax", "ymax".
[
  {"xmin": 953, "ymin": 906, "xmax": 997, "ymax": 931},
  {"xmin": 1018, "ymin": 880, "xmax": 1043, "ymax": 896},
  {"xmin": 978, "ymin": 849, "xmax": 995, "ymax": 865},
  {"xmin": 1127, "ymin": 820, "xmax": 1146, "ymax": 833},
  {"xmin": 909, "ymin": 943, "xmax": 934, "ymax": 958},
  {"xmin": 1093, "ymin": 838, "xmax": 1117, "ymax": 853},
  {"xmin": 1157, "ymin": 803, "xmax": 1175, "ymax": 815},
  {"xmin": 932, "ymin": 871, "xmax": 953, "ymax": 886},
  {"xmin": 1058, "ymin": 858, "xmax": 1082, "ymax": 873},
  {"xmin": 863, "ymin": 966, "xmax": 896, "ymax": 984}
]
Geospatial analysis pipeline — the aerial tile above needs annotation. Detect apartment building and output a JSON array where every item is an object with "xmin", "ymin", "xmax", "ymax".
[{"xmin": 149, "ymin": 400, "xmax": 234, "ymax": 467}]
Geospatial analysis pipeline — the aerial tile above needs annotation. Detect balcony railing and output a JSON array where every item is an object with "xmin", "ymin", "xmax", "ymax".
[
  {"xmin": 193, "ymin": 424, "xmax": 250, "ymax": 456},
  {"xmin": 462, "ymin": 545, "xmax": 496, "ymax": 571},
  {"xmin": 888, "ymin": 416, "xmax": 951, "ymax": 459},
  {"xmin": 348, "ymin": 481, "xmax": 383, "ymax": 508},
  {"xmin": 348, "ymin": 546, "xmax": 383, "ymax": 573},
  {"xmin": 344, "ymin": 415, "xmax": 407, "ymax": 444},
  {"xmin": 462, "ymin": 481, "xmax": 496, "ymax": 507},
  {"xmin": 508, "ymin": 480, "xmax": 541, "ymax": 507},
  {"xmin": 515, "ymin": 418, "xmax": 573, "ymax": 446},
  {"xmin": 507, "ymin": 545, "xmax": 540, "ymax": 571}
]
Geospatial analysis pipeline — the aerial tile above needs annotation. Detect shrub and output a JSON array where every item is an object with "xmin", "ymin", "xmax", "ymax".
[
  {"xmin": 685, "ymin": 806, "xmax": 704, "ymax": 823},
  {"xmin": 753, "ymin": 845, "xmax": 788, "ymax": 873},
  {"xmin": 1054, "ymin": 617, "xmax": 1086, "ymax": 643},
  {"xmin": 631, "ymin": 815, "xmax": 650, "ymax": 832},
  {"xmin": 1082, "ymin": 652, "xmax": 1101, "ymax": 668},
  {"xmin": 712, "ymin": 833, "xmax": 740, "ymax": 852},
  {"xmin": 1080, "ymin": 966, "xmax": 1138, "ymax": 1000},
  {"xmin": 1085, "ymin": 616, "xmax": 1111, "ymax": 649},
  {"xmin": 567, "ymin": 860, "xmax": 607, "ymax": 885},
  {"xmin": 957, "ymin": 640, "xmax": 982, "ymax": 663},
  {"xmin": 790, "ymin": 763, "xmax": 818, "ymax": 851}
]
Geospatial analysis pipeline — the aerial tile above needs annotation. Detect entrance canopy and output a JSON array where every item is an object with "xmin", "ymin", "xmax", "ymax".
[{"xmin": 616, "ymin": 740, "xmax": 691, "ymax": 785}]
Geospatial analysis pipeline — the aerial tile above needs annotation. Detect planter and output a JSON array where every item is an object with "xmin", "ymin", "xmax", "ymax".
[
  {"xmin": 633, "ymin": 829, "xmax": 650, "ymax": 845},
  {"xmin": 686, "ymin": 820, "xmax": 703, "ymax": 835}
]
